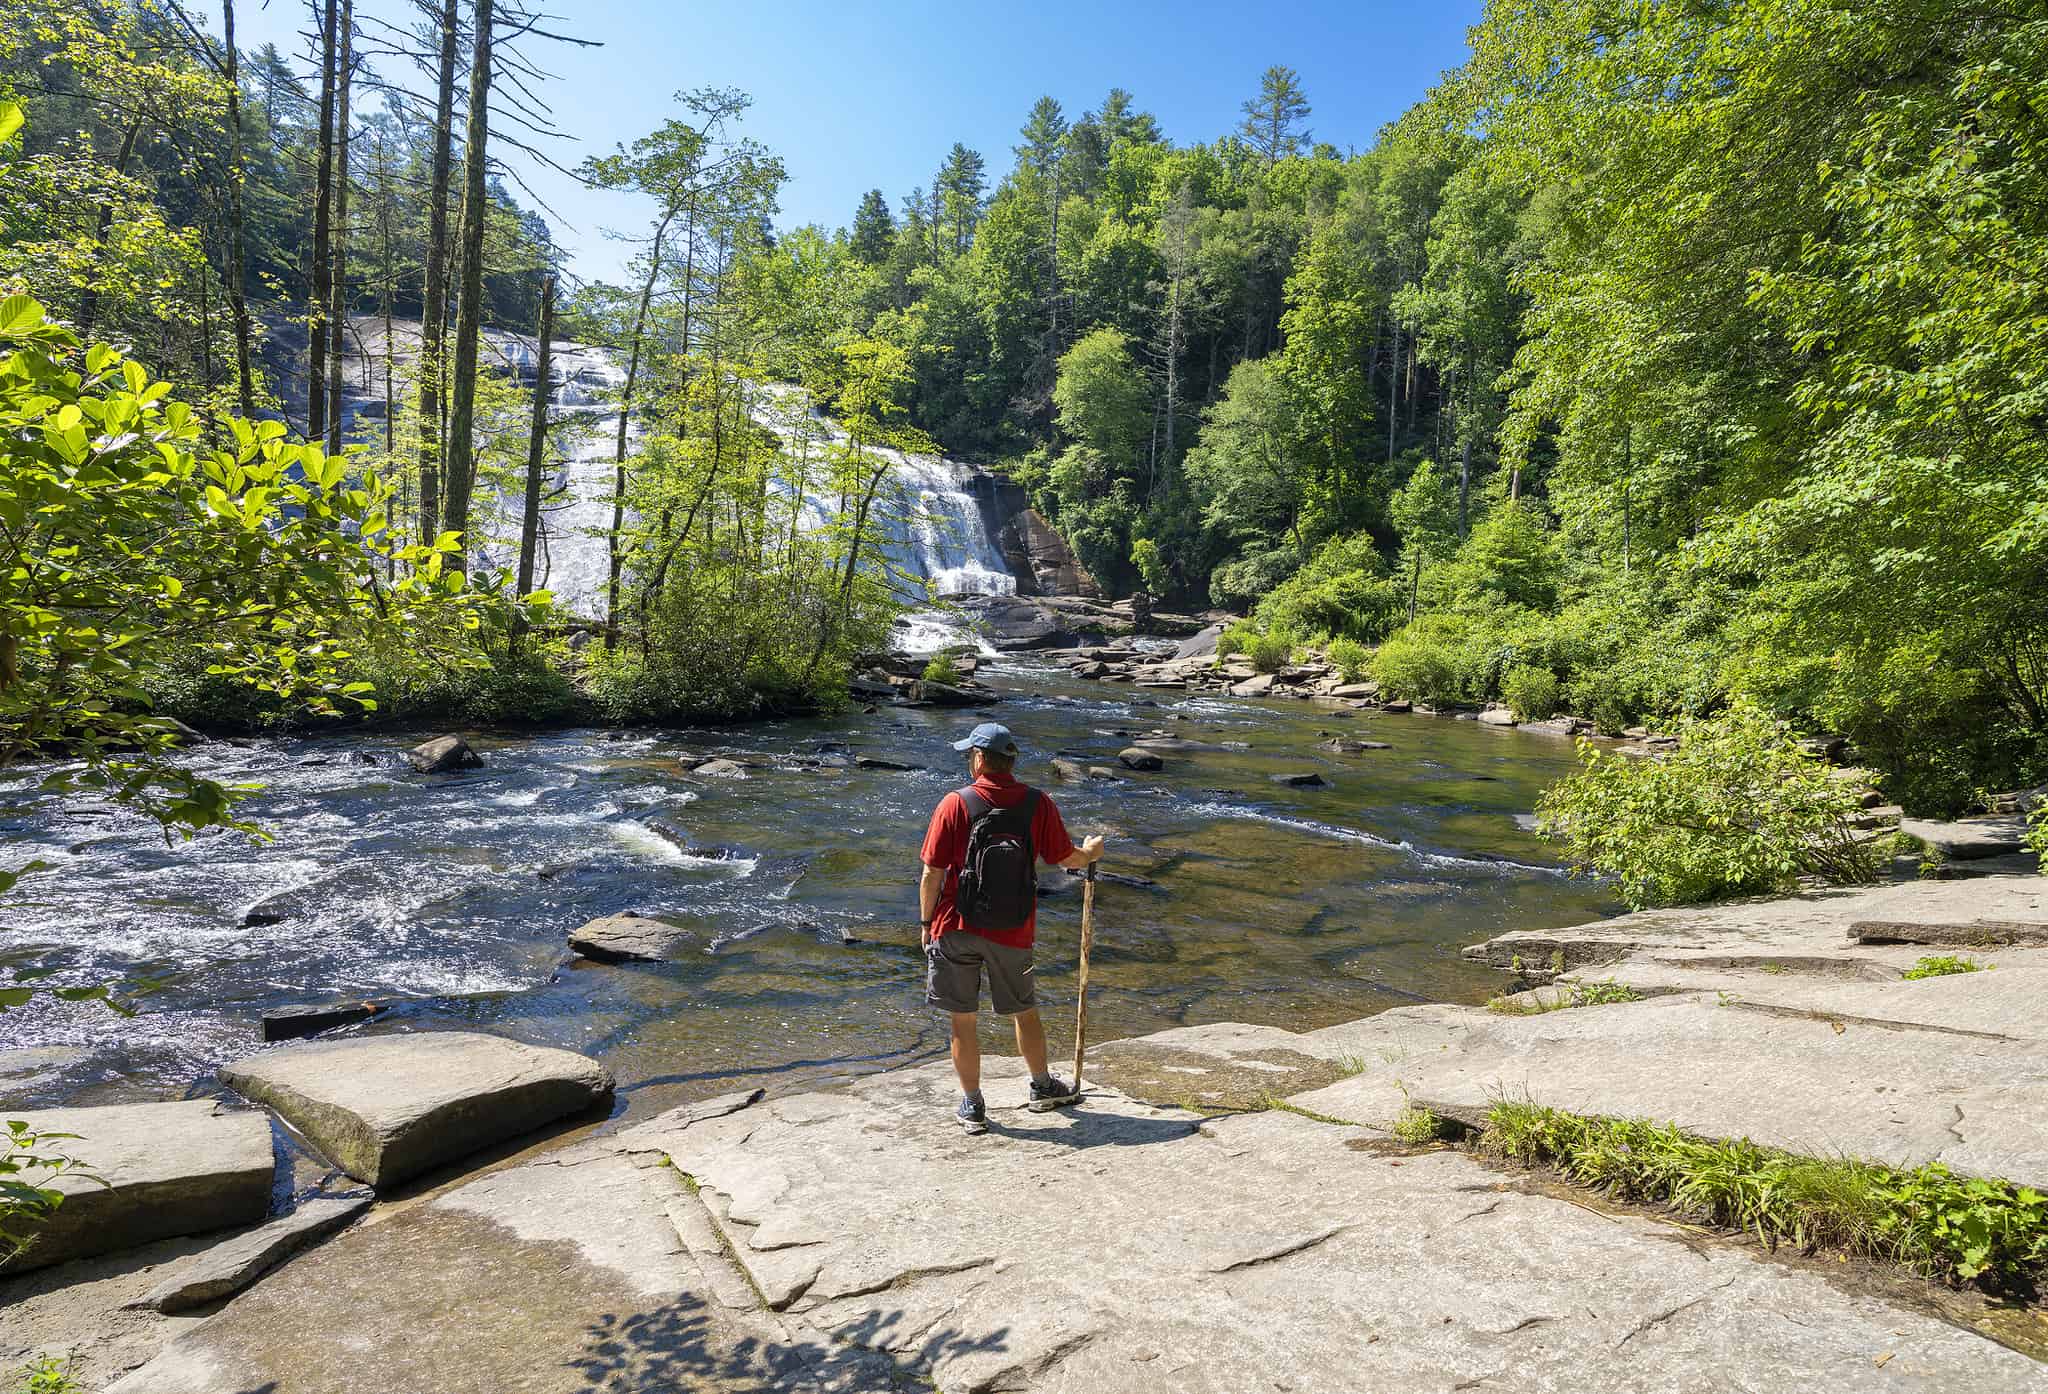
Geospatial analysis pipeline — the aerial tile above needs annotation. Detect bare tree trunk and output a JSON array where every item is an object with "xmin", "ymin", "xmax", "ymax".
[
  {"xmin": 416, "ymin": 0, "xmax": 460, "ymax": 550},
  {"xmin": 221, "ymin": 0, "xmax": 256, "ymax": 416},
  {"xmin": 76, "ymin": 118, "xmax": 143, "ymax": 342},
  {"xmin": 603, "ymin": 211, "xmax": 676, "ymax": 650},
  {"xmin": 324, "ymin": 0, "xmax": 353, "ymax": 457},
  {"xmin": 440, "ymin": 0, "xmax": 495, "ymax": 574},
  {"xmin": 513, "ymin": 271, "xmax": 556, "ymax": 646},
  {"xmin": 1385, "ymin": 320, "xmax": 1398, "ymax": 464},
  {"xmin": 307, "ymin": 0, "xmax": 338, "ymax": 442}
]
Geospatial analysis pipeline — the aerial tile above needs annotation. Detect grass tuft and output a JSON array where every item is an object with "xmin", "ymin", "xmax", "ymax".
[
  {"xmin": 1390, "ymin": 1105, "xmax": 1446, "ymax": 1144},
  {"xmin": 1479, "ymin": 1099, "xmax": 2048, "ymax": 1291},
  {"xmin": 1487, "ymin": 977, "xmax": 1643, "ymax": 1015},
  {"xmin": 1902, "ymin": 955, "xmax": 1986, "ymax": 980}
]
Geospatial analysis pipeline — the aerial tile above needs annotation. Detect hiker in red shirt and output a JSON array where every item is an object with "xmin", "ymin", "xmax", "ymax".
[{"xmin": 920, "ymin": 721, "xmax": 1103, "ymax": 1133}]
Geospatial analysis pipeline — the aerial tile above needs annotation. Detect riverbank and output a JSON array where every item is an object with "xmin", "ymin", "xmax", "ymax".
[{"xmin": 11, "ymin": 870, "xmax": 2042, "ymax": 1391}]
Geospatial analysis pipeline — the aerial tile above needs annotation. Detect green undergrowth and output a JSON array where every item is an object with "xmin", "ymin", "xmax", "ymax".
[
  {"xmin": 1902, "ymin": 955, "xmax": 1987, "ymax": 980},
  {"xmin": 12, "ymin": 1359, "xmax": 83, "ymax": 1394},
  {"xmin": 1487, "ymin": 977, "xmax": 1644, "ymax": 1015},
  {"xmin": 1480, "ymin": 1100, "xmax": 2048, "ymax": 1292},
  {"xmin": 1390, "ymin": 1104, "xmax": 1447, "ymax": 1144}
]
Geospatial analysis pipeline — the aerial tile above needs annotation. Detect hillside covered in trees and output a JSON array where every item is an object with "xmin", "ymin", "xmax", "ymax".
[
  {"xmin": 1, "ymin": 0, "xmax": 2043, "ymax": 815},
  {"xmin": 790, "ymin": 3, "xmax": 2046, "ymax": 812}
]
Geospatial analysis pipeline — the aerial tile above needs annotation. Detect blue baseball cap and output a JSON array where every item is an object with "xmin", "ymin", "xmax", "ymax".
[{"xmin": 951, "ymin": 722, "xmax": 1021, "ymax": 757}]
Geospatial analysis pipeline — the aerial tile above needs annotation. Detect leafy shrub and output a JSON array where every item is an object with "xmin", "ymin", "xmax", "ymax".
[
  {"xmin": 1370, "ymin": 630, "xmax": 1462, "ymax": 705},
  {"xmin": 2028, "ymin": 803, "xmax": 2048, "ymax": 859},
  {"xmin": 1902, "ymin": 955, "xmax": 1984, "ymax": 980},
  {"xmin": 1248, "ymin": 626, "xmax": 1299, "ymax": 674},
  {"xmin": 1501, "ymin": 664, "xmax": 1562, "ymax": 721},
  {"xmin": 1215, "ymin": 621, "xmax": 1259, "ymax": 660},
  {"xmin": 1481, "ymin": 1101, "xmax": 2048, "ymax": 1290},
  {"xmin": 1390, "ymin": 1106, "xmax": 1445, "ymax": 1144},
  {"xmin": 1254, "ymin": 534, "xmax": 1403, "ymax": 643},
  {"xmin": 1327, "ymin": 637, "xmax": 1369, "ymax": 683},
  {"xmin": 1536, "ymin": 700, "xmax": 1884, "ymax": 908},
  {"xmin": 921, "ymin": 655, "xmax": 961, "ymax": 686},
  {"xmin": 1, "ymin": 1121, "xmax": 91, "ymax": 1267}
]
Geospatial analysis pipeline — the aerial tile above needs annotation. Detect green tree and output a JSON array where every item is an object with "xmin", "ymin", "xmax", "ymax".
[
  {"xmin": 849, "ymin": 188, "xmax": 895, "ymax": 264},
  {"xmin": 1239, "ymin": 65, "xmax": 1312, "ymax": 167},
  {"xmin": 1389, "ymin": 457, "xmax": 1458, "ymax": 620}
]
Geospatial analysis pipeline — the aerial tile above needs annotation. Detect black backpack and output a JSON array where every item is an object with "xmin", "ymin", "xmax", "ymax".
[{"xmin": 954, "ymin": 787, "xmax": 1040, "ymax": 933}]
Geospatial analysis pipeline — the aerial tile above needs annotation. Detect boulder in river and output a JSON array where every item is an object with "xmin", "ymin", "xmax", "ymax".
[
  {"xmin": 407, "ymin": 735, "xmax": 482, "ymax": 773},
  {"xmin": 910, "ymin": 679, "xmax": 1000, "ymax": 707},
  {"xmin": 570, "ymin": 913, "xmax": 699, "ymax": 963},
  {"xmin": 219, "ymin": 1032, "xmax": 614, "ymax": 1189},
  {"xmin": 1230, "ymin": 674, "xmax": 1277, "ymax": 698},
  {"xmin": 690, "ymin": 758, "xmax": 752, "ymax": 779},
  {"xmin": 1477, "ymin": 708, "xmax": 1518, "ymax": 727},
  {"xmin": 261, "ymin": 1001, "xmax": 385, "ymax": 1042},
  {"xmin": 1271, "ymin": 771, "xmax": 1332, "ymax": 788},
  {"xmin": 1318, "ymin": 738, "xmax": 1392, "ymax": 754},
  {"xmin": 1117, "ymin": 748, "xmax": 1165, "ymax": 771},
  {"xmin": 0, "ymin": 1101, "xmax": 274, "ymax": 1274},
  {"xmin": 854, "ymin": 756, "xmax": 925, "ymax": 772},
  {"xmin": 140, "ymin": 1193, "xmax": 373, "ymax": 1312}
]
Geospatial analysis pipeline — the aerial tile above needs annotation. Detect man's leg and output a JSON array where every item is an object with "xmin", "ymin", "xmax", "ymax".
[
  {"xmin": 949, "ymin": 1011, "xmax": 982, "ymax": 1095},
  {"xmin": 1011, "ymin": 1007, "xmax": 1050, "ymax": 1079}
]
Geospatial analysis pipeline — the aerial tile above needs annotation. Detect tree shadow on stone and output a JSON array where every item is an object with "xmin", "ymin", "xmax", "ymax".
[{"xmin": 567, "ymin": 1292, "xmax": 1009, "ymax": 1392}]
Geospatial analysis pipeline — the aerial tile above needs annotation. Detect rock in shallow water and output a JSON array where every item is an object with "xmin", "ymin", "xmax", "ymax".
[
  {"xmin": 0, "ymin": 1101, "xmax": 274, "ymax": 1274},
  {"xmin": 569, "ymin": 913, "xmax": 698, "ymax": 963},
  {"xmin": 219, "ymin": 1032, "xmax": 613, "ymax": 1189},
  {"xmin": 406, "ymin": 735, "xmax": 482, "ymax": 773},
  {"xmin": 1117, "ymin": 747, "xmax": 1164, "ymax": 771},
  {"xmin": 261, "ymin": 1001, "xmax": 385, "ymax": 1041}
]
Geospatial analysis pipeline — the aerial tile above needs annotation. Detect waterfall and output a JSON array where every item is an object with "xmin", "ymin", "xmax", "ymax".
[{"xmin": 337, "ymin": 324, "xmax": 1016, "ymax": 628}]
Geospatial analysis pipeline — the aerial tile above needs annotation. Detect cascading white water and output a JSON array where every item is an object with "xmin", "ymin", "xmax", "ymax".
[{"xmin": 338, "ymin": 326, "xmax": 1016, "ymax": 635}]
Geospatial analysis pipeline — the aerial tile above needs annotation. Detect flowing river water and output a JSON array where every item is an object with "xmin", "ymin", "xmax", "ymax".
[{"xmin": 0, "ymin": 660, "xmax": 1618, "ymax": 1120}]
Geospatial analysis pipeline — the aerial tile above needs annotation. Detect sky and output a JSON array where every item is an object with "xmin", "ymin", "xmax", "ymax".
[{"xmin": 231, "ymin": 1, "xmax": 1487, "ymax": 287}]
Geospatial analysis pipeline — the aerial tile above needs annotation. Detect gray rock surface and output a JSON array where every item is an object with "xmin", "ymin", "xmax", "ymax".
[
  {"xmin": 643, "ymin": 1060, "xmax": 2040, "ymax": 1393},
  {"xmin": 260, "ymin": 1002, "xmax": 384, "ymax": 1041},
  {"xmin": 1902, "ymin": 815, "xmax": 2033, "ymax": 861},
  {"xmin": 1, "ymin": 1102, "xmax": 273, "ymax": 1274},
  {"xmin": 406, "ymin": 735, "xmax": 481, "ymax": 773},
  {"xmin": 1116, "ymin": 747, "xmax": 1163, "ymax": 771},
  {"xmin": 219, "ymin": 1032, "xmax": 614, "ymax": 1188},
  {"xmin": 138, "ymin": 1195, "xmax": 371, "ymax": 1312},
  {"xmin": 568, "ymin": 913, "xmax": 698, "ymax": 963},
  {"xmin": 1477, "ymin": 707, "xmax": 1517, "ymax": 726}
]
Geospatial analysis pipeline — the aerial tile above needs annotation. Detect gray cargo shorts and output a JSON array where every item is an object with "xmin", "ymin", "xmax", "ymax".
[{"xmin": 926, "ymin": 931, "xmax": 1036, "ymax": 1016}]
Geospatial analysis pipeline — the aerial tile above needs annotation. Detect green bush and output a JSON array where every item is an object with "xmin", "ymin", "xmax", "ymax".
[
  {"xmin": 2027, "ymin": 803, "xmax": 2048, "ymax": 859},
  {"xmin": 1370, "ymin": 630, "xmax": 1463, "ymax": 705},
  {"xmin": 1327, "ymin": 637, "xmax": 1369, "ymax": 683},
  {"xmin": 1253, "ymin": 534, "xmax": 1403, "ymax": 643},
  {"xmin": 1248, "ymin": 626, "xmax": 1298, "ymax": 674},
  {"xmin": 1536, "ymin": 700, "xmax": 1884, "ymax": 908},
  {"xmin": 1215, "ymin": 621, "xmax": 1258, "ymax": 660},
  {"xmin": 921, "ymin": 654, "xmax": 961, "ymax": 686},
  {"xmin": 1502, "ymin": 664, "xmax": 1562, "ymax": 721}
]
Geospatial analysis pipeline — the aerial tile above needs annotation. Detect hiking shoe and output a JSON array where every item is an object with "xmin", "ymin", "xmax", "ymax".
[
  {"xmin": 1027, "ymin": 1075, "xmax": 1081, "ymax": 1112},
  {"xmin": 956, "ymin": 1095, "xmax": 988, "ymax": 1135}
]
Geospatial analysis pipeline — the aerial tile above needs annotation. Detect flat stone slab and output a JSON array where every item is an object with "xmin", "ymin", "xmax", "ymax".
[
  {"xmin": 138, "ymin": 1194, "xmax": 371, "ymax": 1312},
  {"xmin": 108, "ymin": 1094, "xmax": 889, "ymax": 1394},
  {"xmin": 1466, "ymin": 876, "xmax": 2048, "ymax": 973},
  {"xmin": 1902, "ymin": 815, "xmax": 2034, "ymax": 861},
  {"xmin": 219, "ymin": 1032, "xmax": 614, "ymax": 1188},
  {"xmin": 650, "ymin": 1059, "xmax": 2041, "ymax": 1392},
  {"xmin": 1, "ymin": 1101, "xmax": 273, "ymax": 1274},
  {"xmin": 1291, "ymin": 994, "xmax": 2048, "ymax": 1189},
  {"xmin": 567, "ymin": 913, "xmax": 698, "ymax": 963}
]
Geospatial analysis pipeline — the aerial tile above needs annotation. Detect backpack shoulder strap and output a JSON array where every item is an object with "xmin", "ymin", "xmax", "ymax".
[{"xmin": 958, "ymin": 786, "xmax": 993, "ymax": 821}]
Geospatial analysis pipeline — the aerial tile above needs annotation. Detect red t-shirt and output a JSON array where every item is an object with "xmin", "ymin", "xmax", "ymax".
[{"xmin": 920, "ymin": 772, "xmax": 1075, "ymax": 949}]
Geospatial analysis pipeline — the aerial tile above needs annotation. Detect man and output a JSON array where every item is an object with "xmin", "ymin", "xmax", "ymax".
[{"xmin": 920, "ymin": 721, "xmax": 1103, "ymax": 1133}]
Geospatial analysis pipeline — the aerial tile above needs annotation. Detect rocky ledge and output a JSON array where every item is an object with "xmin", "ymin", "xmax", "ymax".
[{"xmin": 92, "ymin": 876, "xmax": 2048, "ymax": 1392}]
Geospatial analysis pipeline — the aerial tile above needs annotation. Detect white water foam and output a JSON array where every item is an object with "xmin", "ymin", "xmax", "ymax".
[{"xmin": 1177, "ymin": 799, "xmax": 1565, "ymax": 877}]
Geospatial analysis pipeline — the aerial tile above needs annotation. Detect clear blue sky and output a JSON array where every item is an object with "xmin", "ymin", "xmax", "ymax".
[{"xmin": 232, "ymin": 1, "xmax": 1485, "ymax": 287}]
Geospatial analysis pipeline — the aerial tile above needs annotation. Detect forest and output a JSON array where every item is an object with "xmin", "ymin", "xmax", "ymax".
[{"xmin": 2, "ymin": 0, "xmax": 2044, "ymax": 816}]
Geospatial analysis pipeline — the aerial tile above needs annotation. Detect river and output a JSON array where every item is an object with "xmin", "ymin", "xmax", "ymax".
[{"xmin": 0, "ymin": 658, "xmax": 1617, "ymax": 1120}]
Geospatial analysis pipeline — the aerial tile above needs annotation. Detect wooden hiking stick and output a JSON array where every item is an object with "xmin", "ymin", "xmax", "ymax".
[{"xmin": 1070, "ymin": 861, "xmax": 1098, "ymax": 1094}]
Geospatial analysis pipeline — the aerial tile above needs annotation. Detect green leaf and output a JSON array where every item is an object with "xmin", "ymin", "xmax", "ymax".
[{"xmin": 0, "ymin": 99, "xmax": 22, "ymax": 145}]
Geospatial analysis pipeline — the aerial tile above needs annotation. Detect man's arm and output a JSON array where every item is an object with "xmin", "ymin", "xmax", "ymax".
[
  {"xmin": 919, "ymin": 862, "xmax": 947, "ymax": 945},
  {"xmin": 1056, "ymin": 835, "xmax": 1105, "ymax": 870}
]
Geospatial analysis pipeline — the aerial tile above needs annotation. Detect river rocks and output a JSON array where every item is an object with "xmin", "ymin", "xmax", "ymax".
[
  {"xmin": 261, "ymin": 1001, "xmax": 385, "ymax": 1042},
  {"xmin": 1317, "ymin": 738, "xmax": 1391, "ymax": 753},
  {"xmin": 406, "ymin": 735, "xmax": 482, "ymax": 773},
  {"xmin": 1270, "ymin": 771, "xmax": 1331, "ymax": 788},
  {"xmin": 219, "ymin": 1032, "xmax": 615, "ymax": 1188},
  {"xmin": 1117, "ymin": 748, "xmax": 1164, "ymax": 771},
  {"xmin": 1230, "ymin": 674, "xmax": 1276, "ymax": 697},
  {"xmin": 1900, "ymin": 814, "xmax": 2033, "ymax": 861},
  {"xmin": 853, "ymin": 755, "xmax": 924, "ymax": 772},
  {"xmin": 907, "ymin": 678, "xmax": 1000, "ymax": 707},
  {"xmin": 569, "ymin": 913, "xmax": 698, "ymax": 963},
  {"xmin": 688, "ymin": 758, "xmax": 751, "ymax": 779},
  {"xmin": 1477, "ymin": 707, "xmax": 1517, "ymax": 727},
  {"xmin": 0, "ymin": 1101, "xmax": 274, "ymax": 1274},
  {"xmin": 138, "ymin": 1193, "xmax": 372, "ymax": 1312},
  {"xmin": 1051, "ymin": 756, "xmax": 1119, "ymax": 783}
]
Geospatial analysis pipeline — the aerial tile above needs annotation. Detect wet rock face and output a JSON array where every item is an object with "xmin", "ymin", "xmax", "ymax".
[
  {"xmin": 1117, "ymin": 748, "xmax": 1165, "ymax": 771},
  {"xmin": 407, "ymin": 735, "xmax": 483, "ymax": 773},
  {"xmin": 219, "ymin": 1032, "xmax": 614, "ymax": 1189},
  {"xmin": 140, "ymin": 1193, "xmax": 373, "ymax": 1312},
  {"xmin": 0, "ymin": 1101, "xmax": 274, "ymax": 1274}
]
